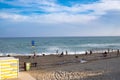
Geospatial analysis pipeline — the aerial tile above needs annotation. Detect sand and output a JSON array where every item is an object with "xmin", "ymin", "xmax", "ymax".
[
  {"xmin": 7, "ymin": 72, "xmax": 36, "ymax": 80},
  {"xmin": 28, "ymin": 56, "xmax": 120, "ymax": 80},
  {"xmin": 5, "ymin": 51, "xmax": 120, "ymax": 80}
]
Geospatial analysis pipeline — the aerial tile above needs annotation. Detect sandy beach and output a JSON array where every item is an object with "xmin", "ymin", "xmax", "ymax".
[
  {"xmin": 7, "ymin": 51, "xmax": 119, "ymax": 80},
  {"xmin": 1, "ymin": 0, "xmax": 120, "ymax": 79}
]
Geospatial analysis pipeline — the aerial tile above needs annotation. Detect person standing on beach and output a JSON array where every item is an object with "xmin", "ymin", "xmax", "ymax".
[
  {"xmin": 66, "ymin": 50, "xmax": 68, "ymax": 55},
  {"xmin": 56, "ymin": 50, "xmax": 58, "ymax": 54},
  {"xmin": 33, "ymin": 51, "xmax": 36, "ymax": 58},
  {"xmin": 108, "ymin": 48, "xmax": 110, "ymax": 53},
  {"xmin": 85, "ymin": 51, "xmax": 88, "ymax": 55},
  {"xmin": 90, "ymin": 50, "xmax": 92, "ymax": 55},
  {"xmin": 117, "ymin": 49, "xmax": 119, "ymax": 56}
]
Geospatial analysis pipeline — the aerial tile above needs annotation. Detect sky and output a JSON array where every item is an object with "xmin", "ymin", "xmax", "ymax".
[{"xmin": 0, "ymin": 0, "xmax": 120, "ymax": 37}]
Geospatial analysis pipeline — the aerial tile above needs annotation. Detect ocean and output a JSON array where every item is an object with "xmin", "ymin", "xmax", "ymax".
[{"xmin": 0, "ymin": 36, "xmax": 120, "ymax": 56}]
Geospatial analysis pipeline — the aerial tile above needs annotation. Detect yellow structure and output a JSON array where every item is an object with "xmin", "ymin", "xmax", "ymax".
[{"xmin": 0, "ymin": 57, "xmax": 19, "ymax": 80}]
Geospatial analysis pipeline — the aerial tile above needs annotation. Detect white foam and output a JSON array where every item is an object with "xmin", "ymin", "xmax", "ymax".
[
  {"xmin": 47, "ymin": 46, "xmax": 60, "ymax": 51},
  {"xmin": 80, "ymin": 43, "xmax": 120, "ymax": 47},
  {"xmin": 0, "ymin": 53, "xmax": 34, "ymax": 56},
  {"xmin": 0, "ymin": 48, "xmax": 117, "ymax": 56}
]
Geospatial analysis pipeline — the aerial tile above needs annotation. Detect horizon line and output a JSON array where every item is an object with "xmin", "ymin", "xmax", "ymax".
[{"xmin": 0, "ymin": 35, "xmax": 120, "ymax": 38}]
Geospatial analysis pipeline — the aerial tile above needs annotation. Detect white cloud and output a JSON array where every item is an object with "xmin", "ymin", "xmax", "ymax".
[
  {"xmin": 0, "ymin": 12, "xmax": 97, "ymax": 24},
  {"xmin": 0, "ymin": 0, "xmax": 57, "ymax": 9},
  {"xmin": 37, "ymin": 0, "xmax": 120, "ymax": 14},
  {"xmin": 91, "ymin": 0, "xmax": 120, "ymax": 15},
  {"xmin": 1, "ymin": 0, "xmax": 120, "ymax": 13},
  {"xmin": 0, "ymin": 0, "xmax": 120, "ymax": 24},
  {"xmin": 0, "ymin": 13, "xmax": 28, "ymax": 21}
]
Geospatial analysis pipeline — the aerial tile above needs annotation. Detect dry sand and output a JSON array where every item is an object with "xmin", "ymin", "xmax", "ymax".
[
  {"xmin": 6, "ymin": 52, "xmax": 120, "ymax": 80},
  {"xmin": 7, "ymin": 72, "xmax": 36, "ymax": 80},
  {"xmin": 28, "ymin": 56, "xmax": 120, "ymax": 80}
]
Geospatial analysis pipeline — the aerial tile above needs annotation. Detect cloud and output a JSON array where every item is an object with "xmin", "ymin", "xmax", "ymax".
[
  {"xmin": 90, "ymin": 0, "xmax": 120, "ymax": 15},
  {"xmin": 0, "ymin": 0, "xmax": 120, "ymax": 24},
  {"xmin": 0, "ymin": 12, "xmax": 98, "ymax": 24},
  {"xmin": 0, "ymin": 12, "xmax": 28, "ymax": 21},
  {"xmin": 1, "ymin": 0, "xmax": 120, "ymax": 13}
]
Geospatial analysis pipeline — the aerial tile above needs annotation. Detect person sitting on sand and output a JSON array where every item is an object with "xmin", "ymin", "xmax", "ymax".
[
  {"xmin": 28, "ymin": 56, "xmax": 31, "ymax": 59},
  {"xmin": 103, "ymin": 51, "xmax": 107, "ymax": 57},
  {"xmin": 7, "ymin": 54, "xmax": 11, "ymax": 57},
  {"xmin": 75, "ymin": 55, "xmax": 78, "ymax": 58},
  {"xmin": 60, "ymin": 52, "xmax": 64, "ymax": 57},
  {"xmin": 42, "ymin": 54, "xmax": 45, "ymax": 56}
]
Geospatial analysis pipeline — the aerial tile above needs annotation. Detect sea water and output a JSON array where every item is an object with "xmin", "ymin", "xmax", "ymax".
[{"xmin": 0, "ymin": 36, "xmax": 120, "ymax": 55}]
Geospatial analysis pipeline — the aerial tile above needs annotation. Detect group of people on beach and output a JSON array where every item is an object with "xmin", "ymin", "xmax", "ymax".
[
  {"xmin": 56, "ymin": 50, "xmax": 68, "ymax": 57},
  {"xmin": 85, "ymin": 50, "xmax": 93, "ymax": 55},
  {"xmin": 85, "ymin": 49, "xmax": 120, "ymax": 57},
  {"xmin": 103, "ymin": 49, "xmax": 120, "ymax": 57},
  {"xmin": 56, "ymin": 48, "xmax": 120, "ymax": 58}
]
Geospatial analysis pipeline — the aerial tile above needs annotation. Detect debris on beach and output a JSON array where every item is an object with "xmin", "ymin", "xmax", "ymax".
[{"xmin": 80, "ymin": 59, "xmax": 87, "ymax": 63}]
